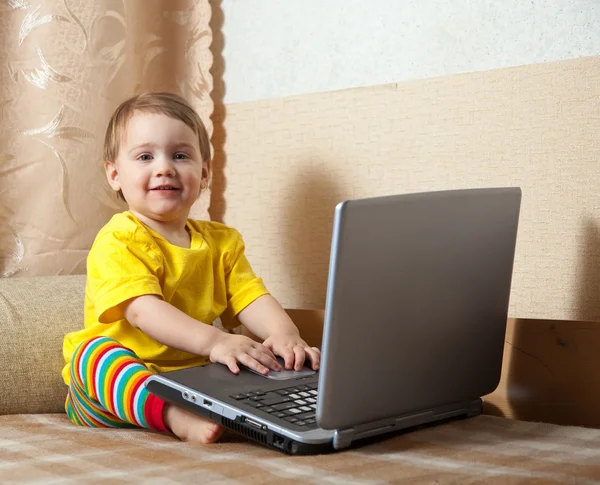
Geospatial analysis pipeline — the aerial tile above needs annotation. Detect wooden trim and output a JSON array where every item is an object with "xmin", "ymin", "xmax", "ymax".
[
  {"xmin": 279, "ymin": 309, "xmax": 600, "ymax": 427},
  {"xmin": 488, "ymin": 318, "xmax": 600, "ymax": 427}
]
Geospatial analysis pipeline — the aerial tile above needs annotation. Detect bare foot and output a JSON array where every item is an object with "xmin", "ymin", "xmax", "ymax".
[{"xmin": 163, "ymin": 404, "xmax": 225, "ymax": 444}]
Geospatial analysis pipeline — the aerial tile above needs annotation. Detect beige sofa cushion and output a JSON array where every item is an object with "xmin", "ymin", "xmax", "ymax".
[
  {"xmin": 0, "ymin": 274, "xmax": 236, "ymax": 416},
  {"xmin": 0, "ymin": 275, "xmax": 85, "ymax": 415}
]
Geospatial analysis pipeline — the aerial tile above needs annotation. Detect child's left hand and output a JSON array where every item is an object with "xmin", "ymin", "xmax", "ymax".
[{"xmin": 263, "ymin": 334, "xmax": 320, "ymax": 371}]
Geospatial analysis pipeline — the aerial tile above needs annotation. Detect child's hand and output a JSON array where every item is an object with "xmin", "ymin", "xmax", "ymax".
[
  {"xmin": 263, "ymin": 334, "xmax": 321, "ymax": 371},
  {"xmin": 209, "ymin": 332, "xmax": 282, "ymax": 375}
]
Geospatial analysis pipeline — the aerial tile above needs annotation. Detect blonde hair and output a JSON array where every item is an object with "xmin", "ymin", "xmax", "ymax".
[{"xmin": 104, "ymin": 92, "xmax": 211, "ymax": 200}]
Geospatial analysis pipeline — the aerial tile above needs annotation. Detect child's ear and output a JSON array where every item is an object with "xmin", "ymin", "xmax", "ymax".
[
  {"xmin": 104, "ymin": 161, "xmax": 121, "ymax": 192},
  {"xmin": 202, "ymin": 159, "xmax": 211, "ymax": 189}
]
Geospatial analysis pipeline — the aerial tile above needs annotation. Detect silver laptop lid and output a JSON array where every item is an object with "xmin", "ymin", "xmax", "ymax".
[{"xmin": 317, "ymin": 188, "xmax": 521, "ymax": 430}]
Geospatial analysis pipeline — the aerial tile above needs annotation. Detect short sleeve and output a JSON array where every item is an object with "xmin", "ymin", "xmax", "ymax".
[
  {"xmin": 221, "ymin": 230, "xmax": 269, "ymax": 326},
  {"xmin": 87, "ymin": 229, "xmax": 164, "ymax": 323}
]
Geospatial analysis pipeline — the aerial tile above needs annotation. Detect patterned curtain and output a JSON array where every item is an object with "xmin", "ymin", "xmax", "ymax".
[{"xmin": 0, "ymin": 0, "xmax": 213, "ymax": 278}]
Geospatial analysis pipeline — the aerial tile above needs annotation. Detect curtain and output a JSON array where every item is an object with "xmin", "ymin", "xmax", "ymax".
[{"xmin": 0, "ymin": 0, "xmax": 213, "ymax": 278}]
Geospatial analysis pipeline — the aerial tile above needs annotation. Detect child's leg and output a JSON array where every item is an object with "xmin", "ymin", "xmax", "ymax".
[
  {"xmin": 66, "ymin": 336, "xmax": 167, "ymax": 431},
  {"xmin": 66, "ymin": 336, "xmax": 224, "ymax": 443}
]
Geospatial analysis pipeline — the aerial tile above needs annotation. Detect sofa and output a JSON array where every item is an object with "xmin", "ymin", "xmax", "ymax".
[{"xmin": 2, "ymin": 275, "xmax": 599, "ymax": 483}]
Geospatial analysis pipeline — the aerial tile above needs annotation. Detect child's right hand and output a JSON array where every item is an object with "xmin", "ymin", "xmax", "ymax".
[{"xmin": 208, "ymin": 332, "xmax": 282, "ymax": 375}]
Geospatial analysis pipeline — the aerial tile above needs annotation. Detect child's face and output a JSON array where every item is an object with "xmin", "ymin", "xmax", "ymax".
[{"xmin": 105, "ymin": 111, "xmax": 209, "ymax": 226}]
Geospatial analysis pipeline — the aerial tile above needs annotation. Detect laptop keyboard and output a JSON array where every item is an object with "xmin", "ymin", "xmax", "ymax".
[{"xmin": 230, "ymin": 383, "xmax": 318, "ymax": 428}]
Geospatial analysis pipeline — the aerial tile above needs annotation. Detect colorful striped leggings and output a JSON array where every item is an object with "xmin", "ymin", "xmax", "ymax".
[{"xmin": 65, "ymin": 337, "xmax": 168, "ymax": 432}]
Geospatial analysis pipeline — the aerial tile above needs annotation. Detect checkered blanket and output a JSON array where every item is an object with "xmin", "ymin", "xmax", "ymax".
[{"xmin": 2, "ymin": 414, "xmax": 600, "ymax": 484}]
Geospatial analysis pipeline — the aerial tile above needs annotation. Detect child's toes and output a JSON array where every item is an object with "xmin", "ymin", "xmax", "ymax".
[{"xmin": 199, "ymin": 422, "xmax": 224, "ymax": 444}]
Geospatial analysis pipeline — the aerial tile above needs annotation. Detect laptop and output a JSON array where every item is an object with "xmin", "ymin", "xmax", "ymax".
[{"xmin": 145, "ymin": 187, "xmax": 522, "ymax": 455}]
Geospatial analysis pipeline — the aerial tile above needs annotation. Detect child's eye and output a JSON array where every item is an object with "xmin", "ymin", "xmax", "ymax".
[
  {"xmin": 138, "ymin": 154, "xmax": 152, "ymax": 161},
  {"xmin": 174, "ymin": 153, "xmax": 188, "ymax": 160}
]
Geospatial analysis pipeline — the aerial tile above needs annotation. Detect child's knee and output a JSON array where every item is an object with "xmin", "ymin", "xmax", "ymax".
[
  {"xmin": 70, "ymin": 337, "xmax": 124, "ymax": 384},
  {"xmin": 73, "ymin": 336, "xmax": 120, "ymax": 356},
  {"xmin": 85, "ymin": 336, "xmax": 120, "ymax": 347}
]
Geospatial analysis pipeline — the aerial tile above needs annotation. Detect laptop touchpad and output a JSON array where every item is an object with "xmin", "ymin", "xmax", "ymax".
[{"xmin": 245, "ymin": 358, "xmax": 316, "ymax": 380}]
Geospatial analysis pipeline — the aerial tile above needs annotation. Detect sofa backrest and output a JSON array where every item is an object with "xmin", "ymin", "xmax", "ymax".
[{"xmin": 0, "ymin": 275, "xmax": 85, "ymax": 415}]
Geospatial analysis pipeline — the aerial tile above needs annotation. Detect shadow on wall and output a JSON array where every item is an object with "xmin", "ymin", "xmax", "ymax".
[
  {"xmin": 208, "ymin": 0, "xmax": 227, "ymax": 222},
  {"xmin": 280, "ymin": 161, "xmax": 346, "ymax": 309},
  {"xmin": 575, "ymin": 218, "xmax": 600, "ymax": 322}
]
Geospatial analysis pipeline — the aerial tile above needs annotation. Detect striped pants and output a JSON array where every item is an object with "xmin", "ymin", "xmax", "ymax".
[{"xmin": 65, "ymin": 337, "xmax": 168, "ymax": 432}]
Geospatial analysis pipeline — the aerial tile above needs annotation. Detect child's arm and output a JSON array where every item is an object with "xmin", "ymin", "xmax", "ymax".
[
  {"xmin": 123, "ymin": 295, "xmax": 282, "ymax": 375},
  {"xmin": 236, "ymin": 295, "xmax": 321, "ymax": 371}
]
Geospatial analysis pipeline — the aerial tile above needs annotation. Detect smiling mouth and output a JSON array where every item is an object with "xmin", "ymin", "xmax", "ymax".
[{"xmin": 151, "ymin": 186, "xmax": 180, "ymax": 191}]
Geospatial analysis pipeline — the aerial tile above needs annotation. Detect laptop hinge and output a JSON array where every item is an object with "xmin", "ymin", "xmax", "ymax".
[
  {"xmin": 332, "ymin": 399, "xmax": 483, "ymax": 450},
  {"xmin": 333, "ymin": 415, "xmax": 408, "ymax": 450},
  {"xmin": 332, "ymin": 412, "xmax": 420, "ymax": 450},
  {"xmin": 332, "ymin": 428, "xmax": 355, "ymax": 450}
]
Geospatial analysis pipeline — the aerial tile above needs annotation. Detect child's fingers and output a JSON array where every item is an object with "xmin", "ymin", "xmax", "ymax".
[
  {"xmin": 249, "ymin": 340, "xmax": 276, "ymax": 358},
  {"xmin": 293, "ymin": 346, "xmax": 306, "ymax": 371},
  {"xmin": 225, "ymin": 356, "xmax": 240, "ymax": 375},
  {"xmin": 239, "ymin": 353, "xmax": 269, "ymax": 375},
  {"xmin": 305, "ymin": 346, "xmax": 321, "ymax": 370},
  {"xmin": 250, "ymin": 343, "xmax": 281, "ymax": 370},
  {"xmin": 275, "ymin": 346, "xmax": 295, "ymax": 369},
  {"xmin": 251, "ymin": 348, "xmax": 281, "ymax": 371}
]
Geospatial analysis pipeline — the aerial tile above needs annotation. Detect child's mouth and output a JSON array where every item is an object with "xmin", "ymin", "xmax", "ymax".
[{"xmin": 152, "ymin": 186, "xmax": 179, "ymax": 191}]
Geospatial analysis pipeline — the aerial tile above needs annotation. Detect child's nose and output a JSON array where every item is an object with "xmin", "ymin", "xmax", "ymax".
[{"xmin": 154, "ymin": 157, "xmax": 176, "ymax": 176}]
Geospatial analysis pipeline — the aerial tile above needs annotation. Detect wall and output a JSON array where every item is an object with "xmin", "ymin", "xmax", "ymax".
[
  {"xmin": 219, "ymin": 0, "xmax": 600, "ymax": 103},
  {"xmin": 210, "ymin": 1, "xmax": 600, "ymax": 322}
]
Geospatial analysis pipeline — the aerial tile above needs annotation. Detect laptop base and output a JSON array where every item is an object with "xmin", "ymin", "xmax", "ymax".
[
  {"xmin": 333, "ymin": 398, "xmax": 483, "ymax": 449},
  {"xmin": 146, "ymin": 380, "xmax": 333, "ymax": 455},
  {"xmin": 147, "ymin": 379, "xmax": 483, "ymax": 455}
]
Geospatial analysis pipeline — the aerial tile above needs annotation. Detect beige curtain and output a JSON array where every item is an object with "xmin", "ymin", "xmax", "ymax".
[{"xmin": 0, "ymin": 0, "xmax": 213, "ymax": 278}]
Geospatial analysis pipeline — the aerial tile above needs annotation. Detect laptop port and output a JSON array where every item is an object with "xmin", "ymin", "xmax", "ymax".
[
  {"xmin": 183, "ymin": 391, "xmax": 190, "ymax": 400},
  {"xmin": 244, "ymin": 417, "xmax": 264, "ymax": 430},
  {"xmin": 203, "ymin": 399, "xmax": 212, "ymax": 407},
  {"xmin": 273, "ymin": 435, "xmax": 285, "ymax": 448}
]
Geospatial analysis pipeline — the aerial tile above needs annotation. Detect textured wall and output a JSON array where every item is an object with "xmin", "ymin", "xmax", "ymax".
[
  {"xmin": 212, "ymin": 55, "xmax": 600, "ymax": 322},
  {"xmin": 219, "ymin": 0, "xmax": 600, "ymax": 103}
]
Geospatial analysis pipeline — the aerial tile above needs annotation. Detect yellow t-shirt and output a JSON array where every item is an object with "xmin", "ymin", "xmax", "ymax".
[{"xmin": 62, "ymin": 212, "xmax": 269, "ymax": 385}]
